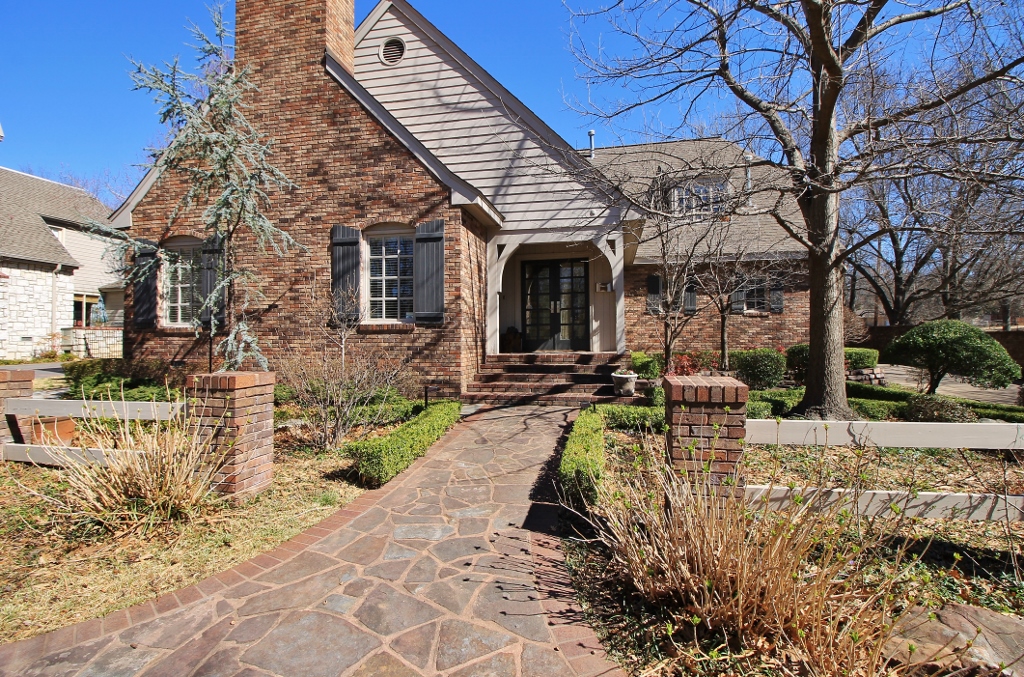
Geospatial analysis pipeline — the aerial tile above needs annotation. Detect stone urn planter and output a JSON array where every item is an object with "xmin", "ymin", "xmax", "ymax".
[{"xmin": 612, "ymin": 371, "xmax": 639, "ymax": 397}]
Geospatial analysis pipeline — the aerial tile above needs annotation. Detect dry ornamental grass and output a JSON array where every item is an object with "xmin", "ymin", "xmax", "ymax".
[{"xmin": 0, "ymin": 426, "xmax": 362, "ymax": 643}]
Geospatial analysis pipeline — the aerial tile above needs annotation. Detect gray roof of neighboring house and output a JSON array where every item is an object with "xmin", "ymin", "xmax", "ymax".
[
  {"xmin": 590, "ymin": 139, "xmax": 807, "ymax": 261},
  {"xmin": 0, "ymin": 167, "xmax": 112, "ymax": 268}
]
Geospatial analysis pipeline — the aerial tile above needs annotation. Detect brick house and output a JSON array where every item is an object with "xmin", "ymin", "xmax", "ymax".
[{"xmin": 116, "ymin": 0, "xmax": 808, "ymax": 403}]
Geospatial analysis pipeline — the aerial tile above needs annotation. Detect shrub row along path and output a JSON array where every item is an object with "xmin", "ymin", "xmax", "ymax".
[
  {"xmin": 881, "ymin": 364, "xmax": 1021, "ymax": 406},
  {"xmin": 0, "ymin": 406, "xmax": 624, "ymax": 677}
]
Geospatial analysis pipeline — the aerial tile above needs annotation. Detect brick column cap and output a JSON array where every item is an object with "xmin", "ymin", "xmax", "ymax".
[
  {"xmin": 187, "ymin": 372, "xmax": 276, "ymax": 390},
  {"xmin": 0, "ymin": 370, "xmax": 35, "ymax": 384},
  {"xmin": 664, "ymin": 374, "xmax": 749, "ymax": 404}
]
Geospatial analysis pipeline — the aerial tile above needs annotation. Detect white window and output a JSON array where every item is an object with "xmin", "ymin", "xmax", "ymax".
[
  {"xmin": 675, "ymin": 180, "xmax": 729, "ymax": 216},
  {"xmin": 162, "ymin": 238, "xmax": 203, "ymax": 326},
  {"xmin": 744, "ymin": 277, "xmax": 768, "ymax": 312},
  {"xmin": 49, "ymin": 226, "xmax": 65, "ymax": 244},
  {"xmin": 367, "ymin": 233, "xmax": 414, "ymax": 321}
]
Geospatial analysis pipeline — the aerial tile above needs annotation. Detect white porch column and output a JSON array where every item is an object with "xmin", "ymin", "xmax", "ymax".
[
  {"xmin": 595, "ymin": 234, "xmax": 626, "ymax": 354},
  {"xmin": 486, "ymin": 237, "xmax": 523, "ymax": 356},
  {"xmin": 486, "ymin": 239, "xmax": 501, "ymax": 357}
]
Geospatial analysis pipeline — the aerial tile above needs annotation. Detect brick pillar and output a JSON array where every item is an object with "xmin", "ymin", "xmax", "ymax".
[
  {"xmin": 664, "ymin": 375, "xmax": 748, "ymax": 484},
  {"xmin": 0, "ymin": 371, "xmax": 35, "ymax": 446},
  {"xmin": 187, "ymin": 372, "xmax": 275, "ymax": 497}
]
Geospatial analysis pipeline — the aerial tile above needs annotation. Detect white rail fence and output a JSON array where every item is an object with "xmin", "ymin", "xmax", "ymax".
[
  {"xmin": 743, "ymin": 419, "xmax": 1024, "ymax": 521},
  {"xmin": 1, "ymin": 398, "xmax": 182, "ymax": 467}
]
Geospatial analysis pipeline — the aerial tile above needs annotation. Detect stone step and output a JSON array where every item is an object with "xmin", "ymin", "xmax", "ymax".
[
  {"xmin": 475, "ymin": 372, "xmax": 610, "ymax": 385},
  {"xmin": 461, "ymin": 391, "xmax": 648, "ymax": 407},
  {"xmin": 466, "ymin": 381, "xmax": 620, "ymax": 395},
  {"xmin": 485, "ymin": 352, "xmax": 624, "ymax": 366},
  {"xmin": 477, "ymin": 363, "xmax": 620, "ymax": 376}
]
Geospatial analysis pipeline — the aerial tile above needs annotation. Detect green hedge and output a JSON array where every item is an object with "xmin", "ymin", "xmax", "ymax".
[
  {"xmin": 630, "ymin": 351, "xmax": 665, "ymax": 379},
  {"xmin": 786, "ymin": 344, "xmax": 880, "ymax": 378},
  {"xmin": 849, "ymin": 398, "xmax": 906, "ymax": 421},
  {"xmin": 558, "ymin": 409, "xmax": 606, "ymax": 505},
  {"xmin": 845, "ymin": 381, "xmax": 913, "ymax": 402},
  {"xmin": 597, "ymin": 404, "xmax": 665, "ymax": 433},
  {"xmin": 746, "ymin": 401, "xmax": 773, "ymax": 419},
  {"xmin": 732, "ymin": 348, "xmax": 787, "ymax": 390},
  {"xmin": 845, "ymin": 348, "xmax": 880, "ymax": 370},
  {"xmin": 345, "ymin": 401, "xmax": 461, "ymax": 487},
  {"xmin": 748, "ymin": 387, "xmax": 805, "ymax": 416}
]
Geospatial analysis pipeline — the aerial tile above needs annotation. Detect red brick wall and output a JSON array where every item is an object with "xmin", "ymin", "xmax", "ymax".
[
  {"xmin": 624, "ymin": 264, "xmax": 810, "ymax": 355},
  {"xmin": 459, "ymin": 213, "xmax": 488, "ymax": 393},
  {"xmin": 124, "ymin": 0, "xmax": 485, "ymax": 396}
]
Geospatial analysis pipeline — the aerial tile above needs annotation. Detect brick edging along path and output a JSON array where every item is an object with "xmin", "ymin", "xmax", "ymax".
[{"xmin": 0, "ymin": 406, "xmax": 624, "ymax": 677}]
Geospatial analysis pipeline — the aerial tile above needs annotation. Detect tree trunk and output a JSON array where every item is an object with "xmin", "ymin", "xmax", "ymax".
[
  {"xmin": 719, "ymin": 307, "xmax": 730, "ymax": 370},
  {"xmin": 795, "ymin": 187, "xmax": 854, "ymax": 419}
]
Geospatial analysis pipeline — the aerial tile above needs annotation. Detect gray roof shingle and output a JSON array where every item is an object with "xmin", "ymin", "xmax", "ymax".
[
  {"xmin": 0, "ymin": 167, "xmax": 112, "ymax": 268},
  {"xmin": 590, "ymin": 139, "xmax": 807, "ymax": 260}
]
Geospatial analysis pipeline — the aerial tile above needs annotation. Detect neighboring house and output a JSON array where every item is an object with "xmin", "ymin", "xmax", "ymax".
[
  {"xmin": 117, "ymin": 0, "xmax": 808, "ymax": 401},
  {"xmin": 590, "ymin": 140, "xmax": 809, "ymax": 354},
  {"xmin": 0, "ymin": 167, "xmax": 124, "ymax": 360}
]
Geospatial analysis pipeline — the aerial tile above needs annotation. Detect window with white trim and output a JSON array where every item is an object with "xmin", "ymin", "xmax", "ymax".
[
  {"xmin": 162, "ymin": 238, "xmax": 203, "ymax": 326},
  {"xmin": 744, "ymin": 277, "xmax": 768, "ymax": 311},
  {"xmin": 675, "ymin": 179, "xmax": 729, "ymax": 216},
  {"xmin": 367, "ymin": 233, "xmax": 414, "ymax": 321}
]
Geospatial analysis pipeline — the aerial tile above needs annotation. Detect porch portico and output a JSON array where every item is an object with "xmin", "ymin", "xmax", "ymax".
[{"xmin": 485, "ymin": 229, "xmax": 626, "ymax": 356}]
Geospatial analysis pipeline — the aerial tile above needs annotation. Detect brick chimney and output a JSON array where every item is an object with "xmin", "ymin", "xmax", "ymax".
[{"xmin": 235, "ymin": 0, "xmax": 355, "ymax": 77}]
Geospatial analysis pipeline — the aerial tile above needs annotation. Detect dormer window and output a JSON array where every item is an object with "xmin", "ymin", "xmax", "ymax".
[{"xmin": 675, "ymin": 179, "xmax": 729, "ymax": 216}]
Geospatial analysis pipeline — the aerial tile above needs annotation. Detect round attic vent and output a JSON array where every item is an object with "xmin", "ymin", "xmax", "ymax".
[{"xmin": 380, "ymin": 37, "xmax": 406, "ymax": 66}]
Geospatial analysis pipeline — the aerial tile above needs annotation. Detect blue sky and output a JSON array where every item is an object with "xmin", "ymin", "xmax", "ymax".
[{"xmin": 0, "ymin": 1, "xmax": 599, "ymax": 205}]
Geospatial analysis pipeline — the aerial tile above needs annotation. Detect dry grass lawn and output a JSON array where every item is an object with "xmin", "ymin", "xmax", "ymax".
[
  {"xmin": 744, "ymin": 443, "xmax": 1024, "ymax": 495},
  {"xmin": 0, "ymin": 430, "xmax": 362, "ymax": 644}
]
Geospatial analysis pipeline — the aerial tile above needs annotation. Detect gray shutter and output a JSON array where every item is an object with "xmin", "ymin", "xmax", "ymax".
[
  {"xmin": 770, "ymin": 280, "xmax": 784, "ymax": 314},
  {"xmin": 132, "ymin": 243, "xmax": 158, "ymax": 330},
  {"xmin": 414, "ymin": 219, "xmax": 445, "ymax": 324},
  {"xmin": 684, "ymin": 282, "xmax": 697, "ymax": 315},
  {"xmin": 331, "ymin": 225, "xmax": 361, "ymax": 319},
  {"xmin": 646, "ymin": 274, "xmax": 662, "ymax": 314},
  {"xmin": 200, "ymin": 233, "xmax": 225, "ymax": 329},
  {"xmin": 730, "ymin": 286, "xmax": 746, "ymax": 314}
]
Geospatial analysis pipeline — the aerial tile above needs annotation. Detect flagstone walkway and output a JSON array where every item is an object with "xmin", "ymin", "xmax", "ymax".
[{"xmin": 0, "ymin": 407, "xmax": 624, "ymax": 677}]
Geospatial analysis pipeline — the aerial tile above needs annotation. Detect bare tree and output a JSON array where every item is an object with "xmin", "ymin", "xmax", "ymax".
[
  {"xmin": 278, "ymin": 283, "xmax": 415, "ymax": 450},
  {"xmin": 843, "ymin": 144, "xmax": 1024, "ymax": 326},
  {"xmin": 567, "ymin": 0, "xmax": 1024, "ymax": 417}
]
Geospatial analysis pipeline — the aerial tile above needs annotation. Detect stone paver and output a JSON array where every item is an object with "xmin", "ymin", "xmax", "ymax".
[{"xmin": 0, "ymin": 407, "xmax": 624, "ymax": 677}]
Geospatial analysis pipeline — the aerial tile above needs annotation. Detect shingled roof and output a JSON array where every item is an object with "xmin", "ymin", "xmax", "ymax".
[
  {"xmin": 0, "ymin": 167, "xmax": 112, "ymax": 267},
  {"xmin": 590, "ymin": 139, "xmax": 807, "ymax": 260}
]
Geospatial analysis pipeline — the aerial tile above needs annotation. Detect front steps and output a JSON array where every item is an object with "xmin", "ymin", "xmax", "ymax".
[{"xmin": 463, "ymin": 353, "xmax": 650, "ymax": 407}]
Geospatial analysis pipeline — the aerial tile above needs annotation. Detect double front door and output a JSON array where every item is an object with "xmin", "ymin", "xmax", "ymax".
[{"xmin": 521, "ymin": 260, "xmax": 590, "ymax": 352}]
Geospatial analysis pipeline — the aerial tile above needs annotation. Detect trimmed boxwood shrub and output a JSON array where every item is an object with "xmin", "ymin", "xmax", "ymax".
[
  {"xmin": 845, "ymin": 348, "xmax": 879, "ymax": 370},
  {"xmin": 849, "ymin": 398, "xmax": 906, "ymax": 421},
  {"xmin": 748, "ymin": 387, "xmax": 804, "ymax": 416},
  {"xmin": 903, "ymin": 394, "xmax": 978, "ymax": 423},
  {"xmin": 746, "ymin": 401, "xmax": 773, "ymax": 419},
  {"xmin": 558, "ymin": 409, "xmax": 606, "ymax": 505},
  {"xmin": 597, "ymin": 404, "xmax": 665, "ymax": 433},
  {"xmin": 630, "ymin": 351, "xmax": 665, "ymax": 379},
  {"xmin": 732, "ymin": 348, "xmax": 786, "ymax": 390},
  {"xmin": 785, "ymin": 344, "xmax": 810, "ymax": 381},
  {"xmin": 882, "ymin": 320, "xmax": 1021, "ymax": 393},
  {"xmin": 346, "ymin": 401, "xmax": 461, "ymax": 487},
  {"xmin": 845, "ymin": 381, "xmax": 912, "ymax": 402},
  {"xmin": 787, "ymin": 344, "xmax": 880, "ymax": 380}
]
